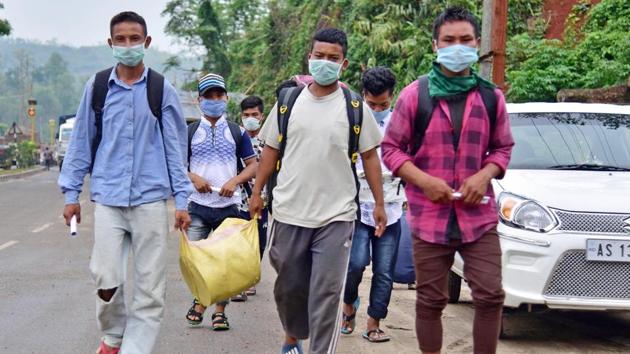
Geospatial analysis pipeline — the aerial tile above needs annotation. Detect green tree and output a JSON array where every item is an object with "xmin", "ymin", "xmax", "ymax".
[
  {"xmin": 0, "ymin": 2, "xmax": 11, "ymax": 36},
  {"xmin": 507, "ymin": 0, "xmax": 630, "ymax": 102},
  {"xmin": 163, "ymin": 0, "xmax": 232, "ymax": 77}
]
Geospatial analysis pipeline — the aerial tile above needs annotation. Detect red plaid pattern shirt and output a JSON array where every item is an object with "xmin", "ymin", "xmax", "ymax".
[{"xmin": 382, "ymin": 80, "xmax": 514, "ymax": 244}]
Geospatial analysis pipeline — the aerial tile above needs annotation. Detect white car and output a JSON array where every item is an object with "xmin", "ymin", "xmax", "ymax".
[{"xmin": 450, "ymin": 102, "xmax": 630, "ymax": 313}]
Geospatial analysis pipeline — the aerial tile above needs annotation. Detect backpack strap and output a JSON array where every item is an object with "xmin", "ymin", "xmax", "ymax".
[
  {"xmin": 90, "ymin": 67, "xmax": 165, "ymax": 174},
  {"xmin": 186, "ymin": 120, "xmax": 201, "ymax": 171},
  {"xmin": 266, "ymin": 86, "xmax": 304, "ymax": 213},
  {"xmin": 146, "ymin": 68, "xmax": 165, "ymax": 129},
  {"xmin": 411, "ymin": 75, "xmax": 435, "ymax": 156},
  {"xmin": 227, "ymin": 120, "xmax": 252, "ymax": 197},
  {"xmin": 342, "ymin": 87, "xmax": 364, "ymax": 220},
  {"xmin": 90, "ymin": 67, "xmax": 114, "ymax": 173},
  {"xmin": 276, "ymin": 86, "xmax": 304, "ymax": 171},
  {"xmin": 478, "ymin": 86, "xmax": 498, "ymax": 144}
]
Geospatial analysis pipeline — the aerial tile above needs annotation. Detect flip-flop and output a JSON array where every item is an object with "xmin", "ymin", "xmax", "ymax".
[
  {"xmin": 362, "ymin": 328, "xmax": 391, "ymax": 343},
  {"xmin": 340, "ymin": 297, "xmax": 360, "ymax": 335},
  {"xmin": 281, "ymin": 341, "xmax": 303, "ymax": 354},
  {"xmin": 231, "ymin": 292, "xmax": 248, "ymax": 302}
]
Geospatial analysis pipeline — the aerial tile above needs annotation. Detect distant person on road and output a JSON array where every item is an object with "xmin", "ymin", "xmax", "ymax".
[
  {"xmin": 237, "ymin": 95, "xmax": 268, "ymax": 297},
  {"xmin": 340, "ymin": 66, "xmax": 405, "ymax": 343},
  {"xmin": 381, "ymin": 7, "xmax": 514, "ymax": 354},
  {"xmin": 44, "ymin": 147, "xmax": 54, "ymax": 170},
  {"xmin": 184, "ymin": 73, "xmax": 258, "ymax": 327},
  {"xmin": 249, "ymin": 28, "xmax": 386, "ymax": 354},
  {"xmin": 58, "ymin": 11, "xmax": 192, "ymax": 354}
]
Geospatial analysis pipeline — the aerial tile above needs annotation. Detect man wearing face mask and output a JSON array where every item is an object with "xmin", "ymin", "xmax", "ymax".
[
  {"xmin": 58, "ymin": 11, "xmax": 193, "ymax": 354},
  {"xmin": 340, "ymin": 66, "xmax": 405, "ymax": 343},
  {"xmin": 184, "ymin": 73, "xmax": 258, "ymax": 329},
  {"xmin": 250, "ymin": 28, "xmax": 386, "ymax": 354},
  {"xmin": 381, "ymin": 7, "xmax": 514, "ymax": 354},
  {"xmin": 236, "ymin": 95, "xmax": 268, "ymax": 298}
]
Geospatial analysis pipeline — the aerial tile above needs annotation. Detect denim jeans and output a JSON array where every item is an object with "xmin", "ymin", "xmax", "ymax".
[
  {"xmin": 186, "ymin": 201, "xmax": 239, "ymax": 306},
  {"xmin": 187, "ymin": 202, "xmax": 240, "ymax": 241},
  {"xmin": 343, "ymin": 220, "xmax": 401, "ymax": 320}
]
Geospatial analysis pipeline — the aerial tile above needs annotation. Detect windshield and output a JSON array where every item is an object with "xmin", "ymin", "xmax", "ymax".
[
  {"xmin": 509, "ymin": 112, "xmax": 630, "ymax": 170},
  {"xmin": 60, "ymin": 128, "xmax": 72, "ymax": 141}
]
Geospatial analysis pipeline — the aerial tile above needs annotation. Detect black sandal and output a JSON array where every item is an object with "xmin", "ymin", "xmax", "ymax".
[
  {"xmin": 211, "ymin": 312, "xmax": 230, "ymax": 331},
  {"xmin": 186, "ymin": 299, "xmax": 205, "ymax": 325}
]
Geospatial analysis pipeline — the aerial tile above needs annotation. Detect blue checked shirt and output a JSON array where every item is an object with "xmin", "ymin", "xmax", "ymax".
[{"xmin": 58, "ymin": 66, "xmax": 193, "ymax": 210}]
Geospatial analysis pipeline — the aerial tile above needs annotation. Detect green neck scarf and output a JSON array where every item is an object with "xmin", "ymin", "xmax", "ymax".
[{"xmin": 428, "ymin": 62, "xmax": 495, "ymax": 98}]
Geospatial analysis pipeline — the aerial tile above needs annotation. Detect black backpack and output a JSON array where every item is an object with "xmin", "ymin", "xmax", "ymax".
[
  {"xmin": 266, "ymin": 86, "xmax": 364, "ymax": 216},
  {"xmin": 410, "ymin": 75, "xmax": 497, "ymax": 155},
  {"xmin": 90, "ymin": 66, "xmax": 164, "ymax": 173},
  {"xmin": 187, "ymin": 119, "xmax": 253, "ymax": 197}
]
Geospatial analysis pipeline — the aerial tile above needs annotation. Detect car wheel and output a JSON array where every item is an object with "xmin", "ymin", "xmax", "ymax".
[
  {"xmin": 499, "ymin": 312, "xmax": 508, "ymax": 339},
  {"xmin": 447, "ymin": 271, "xmax": 462, "ymax": 304}
]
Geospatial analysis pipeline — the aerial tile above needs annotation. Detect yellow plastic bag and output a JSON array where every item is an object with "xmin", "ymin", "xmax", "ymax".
[{"xmin": 179, "ymin": 217, "xmax": 261, "ymax": 307}]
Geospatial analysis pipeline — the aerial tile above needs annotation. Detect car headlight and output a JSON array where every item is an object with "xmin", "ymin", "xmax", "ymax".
[{"xmin": 498, "ymin": 192, "xmax": 557, "ymax": 232}]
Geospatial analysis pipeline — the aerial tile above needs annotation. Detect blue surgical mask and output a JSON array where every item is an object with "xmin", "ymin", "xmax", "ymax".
[
  {"xmin": 308, "ymin": 59, "xmax": 342, "ymax": 86},
  {"xmin": 200, "ymin": 99, "xmax": 227, "ymax": 118},
  {"xmin": 112, "ymin": 43, "xmax": 145, "ymax": 67},
  {"xmin": 242, "ymin": 117, "xmax": 261, "ymax": 131},
  {"xmin": 436, "ymin": 44, "xmax": 479, "ymax": 73},
  {"xmin": 370, "ymin": 108, "xmax": 390, "ymax": 125}
]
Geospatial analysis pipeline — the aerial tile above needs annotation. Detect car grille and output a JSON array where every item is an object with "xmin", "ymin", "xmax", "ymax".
[
  {"xmin": 552, "ymin": 209, "xmax": 630, "ymax": 235},
  {"xmin": 544, "ymin": 250, "xmax": 630, "ymax": 299}
]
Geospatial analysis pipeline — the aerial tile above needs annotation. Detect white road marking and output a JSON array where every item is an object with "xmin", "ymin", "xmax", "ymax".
[
  {"xmin": 0, "ymin": 240, "xmax": 18, "ymax": 251},
  {"xmin": 31, "ymin": 222, "xmax": 53, "ymax": 233}
]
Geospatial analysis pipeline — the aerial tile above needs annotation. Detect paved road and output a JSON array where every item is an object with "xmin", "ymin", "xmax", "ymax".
[{"xmin": 1, "ymin": 171, "xmax": 629, "ymax": 353}]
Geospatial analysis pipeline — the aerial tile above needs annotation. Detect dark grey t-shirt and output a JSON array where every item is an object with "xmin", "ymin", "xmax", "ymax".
[{"xmin": 445, "ymin": 94, "xmax": 467, "ymax": 241}]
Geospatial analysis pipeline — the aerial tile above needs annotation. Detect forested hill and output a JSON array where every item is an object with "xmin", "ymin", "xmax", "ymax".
[
  {"xmin": 0, "ymin": 38, "xmax": 197, "ymax": 80},
  {"xmin": 0, "ymin": 38, "xmax": 199, "ymax": 140}
]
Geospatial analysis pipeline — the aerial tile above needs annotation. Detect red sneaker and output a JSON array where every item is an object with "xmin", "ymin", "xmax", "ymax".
[{"xmin": 95, "ymin": 341, "xmax": 120, "ymax": 354}]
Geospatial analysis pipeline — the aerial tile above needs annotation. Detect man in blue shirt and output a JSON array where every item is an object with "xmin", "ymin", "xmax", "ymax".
[{"xmin": 58, "ymin": 11, "xmax": 192, "ymax": 354}]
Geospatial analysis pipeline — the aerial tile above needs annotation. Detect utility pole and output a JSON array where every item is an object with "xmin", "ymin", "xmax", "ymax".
[
  {"xmin": 479, "ymin": 0, "xmax": 494, "ymax": 80},
  {"xmin": 480, "ymin": 0, "xmax": 508, "ymax": 89},
  {"xmin": 27, "ymin": 98, "xmax": 37, "ymax": 142}
]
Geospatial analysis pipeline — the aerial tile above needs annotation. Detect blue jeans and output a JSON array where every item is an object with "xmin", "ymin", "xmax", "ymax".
[
  {"xmin": 187, "ymin": 202, "xmax": 240, "ymax": 241},
  {"xmin": 343, "ymin": 220, "xmax": 401, "ymax": 320}
]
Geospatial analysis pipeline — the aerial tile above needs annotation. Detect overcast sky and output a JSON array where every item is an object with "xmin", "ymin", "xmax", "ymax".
[{"xmin": 2, "ymin": 0, "xmax": 185, "ymax": 53}]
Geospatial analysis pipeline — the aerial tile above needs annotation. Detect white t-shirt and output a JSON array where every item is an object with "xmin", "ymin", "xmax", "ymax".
[
  {"xmin": 356, "ymin": 112, "xmax": 406, "ymax": 227},
  {"xmin": 259, "ymin": 86, "xmax": 382, "ymax": 228}
]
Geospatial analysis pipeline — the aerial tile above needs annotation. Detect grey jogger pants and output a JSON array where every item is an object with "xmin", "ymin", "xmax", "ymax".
[{"xmin": 269, "ymin": 220, "xmax": 354, "ymax": 354}]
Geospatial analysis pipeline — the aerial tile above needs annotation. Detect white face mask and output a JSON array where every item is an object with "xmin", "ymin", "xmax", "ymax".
[{"xmin": 242, "ymin": 117, "xmax": 261, "ymax": 131}]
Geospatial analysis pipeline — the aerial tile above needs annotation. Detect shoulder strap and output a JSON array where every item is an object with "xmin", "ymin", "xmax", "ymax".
[
  {"xmin": 227, "ymin": 120, "xmax": 252, "ymax": 197},
  {"xmin": 411, "ymin": 75, "xmax": 434, "ymax": 156},
  {"xmin": 186, "ymin": 120, "xmax": 201, "ymax": 171},
  {"xmin": 341, "ymin": 87, "xmax": 363, "ymax": 163},
  {"xmin": 275, "ymin": 86, "xmax": 304, "ymax": 171},
  {"xmin": 227, "ymin": 120, "xmax": 243, "ymax": 159},
  {"xmin": 90, "ymin": 67, "xmax": 114, "ymax": 173},
  {"xmin": 146, "ymin": 68, "xmax": 165, "ymax": 129},
  {"xmin": 342, "ymin": 87, "xmax": 364, "ymax": 220},
  {"xmin": 266, "ymin": 85, "xmax": 304, "ymax": 213},
  {"xmin": 478, "ymin": 86, "xmax": 498, "ymax": 141}
]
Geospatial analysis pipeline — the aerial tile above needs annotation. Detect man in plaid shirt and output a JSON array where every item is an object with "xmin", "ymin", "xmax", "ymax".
[{"xmin": 381, "ymin": 7, "xmax": 514, "ymax": 354}]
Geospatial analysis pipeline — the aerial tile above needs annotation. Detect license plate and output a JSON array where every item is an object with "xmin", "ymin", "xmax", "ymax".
[{"xmin": 586, "ymin": 239, "xmax": 630, "ymax": 262}]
